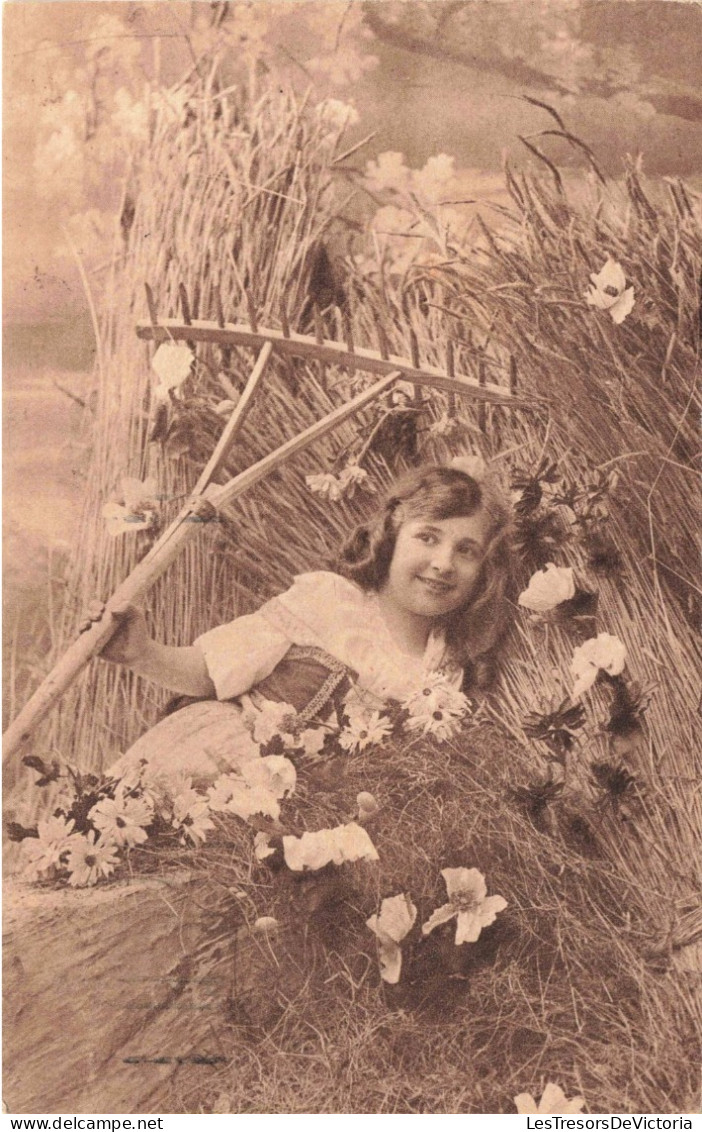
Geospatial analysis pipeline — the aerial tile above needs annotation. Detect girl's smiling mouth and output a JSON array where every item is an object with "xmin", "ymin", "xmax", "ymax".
[{"xmin": 417, "ymin": 576, "xmax": 455, "ymax": 594}]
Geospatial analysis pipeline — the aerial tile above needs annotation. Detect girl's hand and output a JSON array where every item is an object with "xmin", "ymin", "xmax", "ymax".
[
  {"xmin": 102, "ymin": 602, "xmax": 151, "ymax": 665},
  {"xmin": 78, "ymin": 601, "xmax": 213, "ymax": 695},
  {"xmin": 79, "ymin": 601, "xmax": 151, "ymax": 665}
]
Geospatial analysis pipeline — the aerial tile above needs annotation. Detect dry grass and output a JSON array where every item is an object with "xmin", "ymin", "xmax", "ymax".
[
  {"xmin": 8, "ymin": 68, "xmax": 701, "ymax": 1113},
  {"xmin": 130, "ymin": 721, "xmax": 700, "ymax": 1114}
]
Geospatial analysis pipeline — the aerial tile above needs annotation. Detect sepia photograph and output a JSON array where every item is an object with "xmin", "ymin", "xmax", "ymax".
[{"xmin": 3, "ymin": 0, "xmax": 701, "ymax": 1117}]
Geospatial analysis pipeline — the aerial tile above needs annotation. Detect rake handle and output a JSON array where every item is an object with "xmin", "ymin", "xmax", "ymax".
[
  {"xmin": 2, "ymin": 493, "xmax": 219, "ymax": 763},
  {"xmin": 2, "ymin": 370, "xmax": 399, "ymax": 763}
]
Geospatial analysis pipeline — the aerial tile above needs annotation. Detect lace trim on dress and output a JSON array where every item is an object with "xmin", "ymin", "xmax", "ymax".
[
  {"xmin": 289, "ymin": 646, "xmax": 350, "ymax": 725},
  {"xmin": 247, "ymin": 643, "xmax": 353, "ymax": 725},
  {"xmin": 257, "ymin": 595, "xmax": 317, "ymax": 644}
]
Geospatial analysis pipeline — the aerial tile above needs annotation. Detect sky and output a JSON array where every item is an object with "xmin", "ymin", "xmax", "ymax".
[{"xmin": 3, "ymin": 0, "xmax": 702, "ymax": 324}]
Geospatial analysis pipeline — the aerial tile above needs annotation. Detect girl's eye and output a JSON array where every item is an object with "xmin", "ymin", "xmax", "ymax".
[{"xmin": 415, "ymin": 532, "xmax": 436, "ymax": 545}]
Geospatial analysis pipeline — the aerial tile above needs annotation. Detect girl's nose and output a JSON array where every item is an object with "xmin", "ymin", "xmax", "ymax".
[{"xmin": 429, "ymin": 544, "xmax": 455, "ymax": 574}]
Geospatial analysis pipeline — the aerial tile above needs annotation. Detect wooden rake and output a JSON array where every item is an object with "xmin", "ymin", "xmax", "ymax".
[{"xmin": 3, "ymin": 303, "xmax": 520, "ymax": 762}]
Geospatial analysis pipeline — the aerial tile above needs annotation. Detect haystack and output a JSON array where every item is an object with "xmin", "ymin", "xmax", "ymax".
[{"xmin": 6, "ymin": 68, "xmax": 701, "ymax": 1115}]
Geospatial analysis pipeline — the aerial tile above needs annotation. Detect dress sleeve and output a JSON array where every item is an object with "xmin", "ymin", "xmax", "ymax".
[
  {"xmin": 194, "ymin": 611, "xmax": 291, "ymax": 701},
  {"xmin": 195, "ymin": 573, "xmax": 367, "ymax": 701},
  {"xmin": 260, "ymin": 571, "xmax": 365, "ymax": 648}
]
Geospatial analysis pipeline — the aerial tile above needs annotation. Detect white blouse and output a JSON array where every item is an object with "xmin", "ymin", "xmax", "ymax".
[{"xmin": 195, "ymin": 571, "xmax": 461, "ymax": 705}]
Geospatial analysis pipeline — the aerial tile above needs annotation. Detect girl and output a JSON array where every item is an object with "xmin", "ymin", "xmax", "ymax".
[{"xmin": 103, "ymin": 461, "xmax": 513, "ymax": 785}]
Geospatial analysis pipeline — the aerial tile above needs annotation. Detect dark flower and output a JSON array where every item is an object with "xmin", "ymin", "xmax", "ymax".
[
  {"xmin": 550, "ymin": 587, "xmax": 599, "ymax": 629},
  {"xmin": 514, "ymin": 510, "xmax": 570, "ymax": 571},
  {"xmin": 523, "ymin": 698, "xmax": 587, "ymax": 758},
  {"xmin": 22, "ymin": 754, "xmax": 61, "ymax": 787},
  {"xmin": 510, "ymin": 777, "xmax": 564, "ymax": 820},
  {"xmin": 511, "ymin": 459, "xmax": 560, "ymax": 516},
  {"xmin": 603, "ymin": 675, "xmax": 651, "ymax": 755},
  {"xmin": 583, "ymin": 526, "xmax": 624, "ymax": 577},
  {"xmin": 60, "ymin": 791, "xmax": 104, "ymax": 834},
  {"xmin": 6, "ymin": 821, "xmax": 39, "ymax": 842},
  {"xmin": 591, "ymin": 760, "xmax": 639, "ymax": 812}
]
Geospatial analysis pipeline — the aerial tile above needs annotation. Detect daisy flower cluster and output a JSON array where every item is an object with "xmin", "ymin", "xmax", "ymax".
[
  {"xmin": 12, "ymin": 756, "xmax": 159, "ymax": 888},
  {"xmin": 337, "ymin": 673, "xmax": 473, "ymax": 756},
  {"xmin": 14, "ymin": 669, "xmax": 473, "ymax": 902}
]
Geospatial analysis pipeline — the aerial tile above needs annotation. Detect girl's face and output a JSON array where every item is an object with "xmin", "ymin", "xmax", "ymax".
[{"xmin": 381, "ymin": 512, "xmax": 490, "ymax": 623}]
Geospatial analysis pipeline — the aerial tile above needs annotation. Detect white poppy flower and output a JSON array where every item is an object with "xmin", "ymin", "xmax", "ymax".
[
  {"xmin": 332, "ymin": 823, "xmax": 380, "ymax": 864},
  {"xmin": 584, "ymin": 258, "xmax": 635, "ymax": 324},
  {"xmin": 422, "ymin": 867, "xmax": 507, "ymax": 945},
  {"xmin": 282, "ymin": 830, "xmax": 332, "ymax": 872},
  {"xmin": 282, "ymin": 822, "xmax": 379, "ymax": 872},
  {"xmin": 514, "ymin": 1083, "xmax": 586, "ymax": 1115},
  {"xmin": 338, "ymin": 464, "xmax": 376, "ymax": 497},
  {"xmin": 298, "ymin": 727, "xmax": 326, "ymax": 757},
  {"xmin": 251, "ymin": 700, "xmax": 298, "ymax": 746},
  {"xmin": 243, "ymin": 755, "xmax": 296, "ymax": 800},
  {"xmin": 305, "ymin": 473, "xmax": 343, "ymax": 502},
  {"xmin": 366, "ymin": 893, "xmax": 417, "ymax": 983},
  {"xmin": 518, "ymin": 563, "xmax": 576, "ymax": 614},
  {"xmin": 570, "ymin": 633, "xmax": 627, "ymax": 698},
  {"xmin": 207, "ymin": 773, "xmax": 280, "ymax": 822},
  {"xmin": 151, "ymin": 343, "xmax": 194, "ymax": 398}
]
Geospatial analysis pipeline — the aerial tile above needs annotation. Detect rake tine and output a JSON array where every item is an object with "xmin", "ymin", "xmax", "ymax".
[
  {"xmin": 179, "ymin": 283, "xmax": 192, "ymax": 325},
  {"xmin": 214, "ymin": 285, "xmax": 232, "ymax": 372},
  {"xmin": 478, "ymin": 359, "xmax": 487, "ymax": 434},
  {"xmin": 374, "ymin": 317, "xmax": 389, "ymax": 361},
  {"xmin": 144, "ymin": 283, "xmax": 159, "ymax": 328},
  {"xmin": 278, "ymin": 301, "xmax": 297, "ymax": 391},
  {"xmin": 313, "ymin": 303, "xmax": 325, "ymax": 346},
  {"xmin": 214, "ymin": 285, "xmax": 226, "ymax": 329},
  {"xmin": 245, "ymin": 290, "xmax": 259, "ymax": 334},
  {"xmin": 408, "ymin": 328, "xmax": 422, "ymax": 406},
  {"xmin": 342, "ymin": 306, "xmax": 356, "ymax": 379},
  {"xmin": 510, "ymin": 354, "xmax": 518, "ymax": 426},
  {"xmin": 179, "ymin": 283, "xmax": 195, "ymax": 352},
  {"xmin": 446, "ymin": 339, "xmax": 456, "ymax": 419}
]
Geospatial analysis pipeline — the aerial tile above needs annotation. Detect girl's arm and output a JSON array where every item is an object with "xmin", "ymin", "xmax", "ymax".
[
  {"xmin": 98, "ymin": 604, "xmax": 216, "ymax": 698},
  {"xmin": 127, "ymin": 639, "xmax": 215, "ymax": 697}
]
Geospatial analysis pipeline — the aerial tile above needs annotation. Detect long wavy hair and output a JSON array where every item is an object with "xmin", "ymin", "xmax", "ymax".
[{"xmin": 335, "ymin": 465, "xmax": 514, "ymax": 691}]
